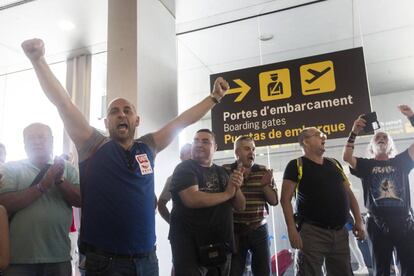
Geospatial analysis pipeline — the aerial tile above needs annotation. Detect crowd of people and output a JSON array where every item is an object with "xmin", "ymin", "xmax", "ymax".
[{"xmin": 0, "ymin": 38, "xmax": 412, "ymax": 276}]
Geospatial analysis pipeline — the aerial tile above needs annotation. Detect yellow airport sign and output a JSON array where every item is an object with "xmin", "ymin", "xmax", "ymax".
[
  {"xmin": 259, "ymin": 69, "xmax": 291, "ymax": 102},
  {"xmin": 300, "ymin": 60, "xmax": 336, "ymax": 95},
  {"xmin": 226, "ymin": 79, "xmax": 251, "ymax": 102}
]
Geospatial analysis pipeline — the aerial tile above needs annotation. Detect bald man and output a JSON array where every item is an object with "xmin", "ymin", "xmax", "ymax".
[{"xmin": 22, "ymin": 38, "xmax": 229, "ymax": 276}]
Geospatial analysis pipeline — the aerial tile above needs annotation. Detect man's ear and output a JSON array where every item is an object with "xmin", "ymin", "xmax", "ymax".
[
  {"xmin": 104, "ymin": 118, "xmax": 108, "ymax": 129},
  {"xmin": 234, "ymin": 148, "xmax": 240, "ymax": 160},
  {"xmin": 135, "ymin": 116, "xmax": 140, "ymax": 127}
]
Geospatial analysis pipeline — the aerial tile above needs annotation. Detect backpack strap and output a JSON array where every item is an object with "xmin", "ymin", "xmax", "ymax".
[
  {"xmin": 9, "ymin": 164, "xmax": 51, "ymax": 224},
  {"xmin": 325, "ymin": 157, "xmax": 350, "ymax": 185},
  {"xmin": 294, "ymin": 157, "xmax": 349, "ymax": 198},
  {"xmin": 295, "ymin": 157, "xmax": 303, "ymax": 197}
]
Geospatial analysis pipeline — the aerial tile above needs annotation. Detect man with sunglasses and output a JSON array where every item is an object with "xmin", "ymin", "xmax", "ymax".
[
  {"xmin": 281, "ymin": 127, "xmax": 364, "ymax": 275},
  {"xmin": 343, "ymin": 105, "xmax": 414, "ymax": 276}
]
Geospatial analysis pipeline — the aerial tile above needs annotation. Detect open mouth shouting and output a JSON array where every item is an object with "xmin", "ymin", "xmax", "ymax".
[{"xmin": 117, "ymin": 123, "xmax": 129, "ymax": 132}]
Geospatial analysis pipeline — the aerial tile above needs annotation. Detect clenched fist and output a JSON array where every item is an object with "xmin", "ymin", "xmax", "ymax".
[
  {"xmin": 211, "ymin": 77, "xmax": 229, "ymax": 102},
  {"xmin": 21, "ymin": 38, "xmax": 45, "ymax": 62},
  {"xmin": 398, "ymin": 105, "xmax": 414, "ymax": 118}
]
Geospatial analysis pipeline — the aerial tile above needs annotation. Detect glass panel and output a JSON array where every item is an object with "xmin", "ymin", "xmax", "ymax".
[
  {"xmin": 0, "ymin": 62, "xmax": 66, "ymax": 162},
  {"xmin": 90, "ymin": 52, "xmax": 107, "ymax": 132},
  {"xmin": 177, "ymin": 0, "xmax": 414, "ymax": 267}
]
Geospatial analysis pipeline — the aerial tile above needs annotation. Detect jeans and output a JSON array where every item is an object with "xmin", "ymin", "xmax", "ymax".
[
  {"xmin": 4, "ymin": 262, "xmax": 71, "ymax": 276},
  {"xmin": 85, "ymin": 251, "xmax": 159, "ymax": 276},
  {"xmin": 171, "ymin": 237, "xmax": 231, "ymax": 276},
  {"xmin": 230, "ymin": 224, "xmax": 271, "ymax": 276},
  {"xmin": 367, "ymin": 216, "xmax": 414, "ymax": 276}
]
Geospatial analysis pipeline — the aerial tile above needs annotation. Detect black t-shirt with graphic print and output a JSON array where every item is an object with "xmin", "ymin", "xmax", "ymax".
[
  {"xmin": 169, "ymin": 159, "xmax": 234, "ymax": 250},
  {"xmin": 350, "ymin": 150, "xmax": 414, "ymax": 217}
]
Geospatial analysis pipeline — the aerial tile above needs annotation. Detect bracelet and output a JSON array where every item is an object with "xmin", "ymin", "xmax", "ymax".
[
  {"xmin": 346, "ymin": 145, "xmax": 354, "ymax": 149},
  {"xmin": 36, "ymin": 183, "xmax": 45, "ymax": 193},
  {"xmin": 210, "ymin": 94, "xmax": 220, "ymax": 104},
  {"xmin": 347, "ymin": 132, "xmax": 357, "ymax": 143},
  {"xmin": 409, "ymin": 115, "xmax": 414, "ymax": 127}
]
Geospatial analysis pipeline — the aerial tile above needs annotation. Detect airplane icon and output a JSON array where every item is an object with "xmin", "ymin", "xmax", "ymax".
[{"xmin": 305, "ymin": 67, "xmax": 332, "ymax": 84}]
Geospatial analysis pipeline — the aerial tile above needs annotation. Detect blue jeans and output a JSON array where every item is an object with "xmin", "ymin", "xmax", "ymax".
[
  {"xmin": 4, "ymin": 262, "xmax": 71, "ymax": 276},
  {"xmin": 85, "ymin": 251, "xmax": 159, "ymax": 276},
  {"xmin": 230, "ymin": 224, "xmax": 271, "ymax": 276}
]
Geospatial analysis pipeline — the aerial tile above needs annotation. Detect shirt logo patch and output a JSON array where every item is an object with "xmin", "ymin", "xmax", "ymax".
[{"xmin": 135, "ymin": 154, "xmax": 153, "ymax": 175}]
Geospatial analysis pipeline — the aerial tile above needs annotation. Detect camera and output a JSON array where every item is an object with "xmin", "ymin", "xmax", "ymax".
[{"xmin": 361, "ymin": 111, "xmax": 380, "ymax": 134}]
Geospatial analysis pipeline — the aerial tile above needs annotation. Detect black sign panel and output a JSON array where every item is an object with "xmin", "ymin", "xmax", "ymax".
[{"xmin": 210, "ymin": 47, "xmax": 371, "ymax": 150}]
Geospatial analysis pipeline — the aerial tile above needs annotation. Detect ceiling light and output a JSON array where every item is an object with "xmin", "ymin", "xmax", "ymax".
[
  {"xmin": 58, "ymin": 20, "xmax": 75, "ymax": 31},
  {"xmin": 259, "ymin": 34, "xmax": 274, "ymax": 41}
]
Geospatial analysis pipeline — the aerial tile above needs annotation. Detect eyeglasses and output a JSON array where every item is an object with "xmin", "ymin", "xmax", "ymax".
[{"xmin": 305, "ymin": 131, "xmax": 327, "ymax": 139}]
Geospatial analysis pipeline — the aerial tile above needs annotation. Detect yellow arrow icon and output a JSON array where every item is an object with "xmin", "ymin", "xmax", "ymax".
[{"xmin": 226, "ymin": 79, "xmax": 251, "ymax": 102}]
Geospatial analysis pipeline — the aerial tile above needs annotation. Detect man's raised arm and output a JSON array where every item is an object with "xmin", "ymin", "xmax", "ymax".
[
  {"xmin": 21, "ymin": 39, "xmax": 93, "ymax": 149},
  {"xmin": 398, "ymin": 105, "xmax": 414, "ymax": 160},
  {"xmin": 151, "ymin": 77, "xmax": 229, "ymax": 154},
  {"xmin": 343, "ymin": 115, "xmax": 366, "ymax": 169}
]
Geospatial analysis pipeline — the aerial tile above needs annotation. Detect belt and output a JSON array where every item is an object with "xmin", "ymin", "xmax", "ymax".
[
  {"xmin": 304, "ymin": 220, "xmax": 344, "ymax": 231},
  {"xmin": 82, "ymin": 242, "xmax": 156, "ymax": 259},
  {"xmin": 234, "ymin": 219, "xmax": 267, "ymax": 235}
]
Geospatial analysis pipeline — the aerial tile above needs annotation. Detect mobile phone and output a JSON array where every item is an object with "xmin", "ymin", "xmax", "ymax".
[{"xmin": 361, "ymin": 111, "xmax": 380, "ymax": 134}]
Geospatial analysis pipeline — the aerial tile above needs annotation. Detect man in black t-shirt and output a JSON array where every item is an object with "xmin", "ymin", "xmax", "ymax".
[
  {"xmin": 169, "ymin": 129, "xmax": 245, "ymax": 276},
  {"xmin": 281, "ymin": 127, "xmax": 364, "ymax": 275},
  {"xmin": 343, "ymin": 105, "xmax": 414, "ymax": 276}
]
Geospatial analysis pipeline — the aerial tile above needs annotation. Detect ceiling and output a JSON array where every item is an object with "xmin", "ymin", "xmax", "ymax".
[
  {"xmin": 0, "ymin": 0, "xmax": 413, "ymax": 98},
  {"xmin": 0, "ymin": 0, "xmax": 107, "ymax": 75},
  {"xmin": 176, "ymin": 0, "xmax": 414, "ymax": 99}
]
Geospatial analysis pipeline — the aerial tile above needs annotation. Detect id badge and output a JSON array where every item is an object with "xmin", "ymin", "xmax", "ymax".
[{"xmin": 135, "ymin": 154, "xmax": 153, "ymax": 175}]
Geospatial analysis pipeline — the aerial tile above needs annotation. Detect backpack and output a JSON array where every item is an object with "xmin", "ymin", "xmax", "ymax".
[{"xmin": 294, "ymin": 157, "xmax": 349, "ymax": 197}]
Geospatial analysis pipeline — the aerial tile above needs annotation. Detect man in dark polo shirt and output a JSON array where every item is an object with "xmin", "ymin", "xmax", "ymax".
[
  {"xmin": 281, "ymin": 127, "xmax": 364, "ymax": 275},
  {"xmin": 223, "ymin": 136, "xmax": 278, "ymax": 276}
]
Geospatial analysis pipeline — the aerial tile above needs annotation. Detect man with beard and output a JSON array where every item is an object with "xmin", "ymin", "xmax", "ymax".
[
  {"xmin": 281, "ymin": 127, "xmax": 364, "ymax": 275},
  {"xmin": 223, "ymin": 136, "xmax": 278, "ymax": 276},
  {"xmin": 169, "ymin": 129, "xmax": 245, "ymax": 276},
  {"xmin": 343, "ymin": 105, "xmax": 414, "ymax": 275},
  {"xmin": 22, "ymin": 38, "xmax": 229, "ymax": 276}
]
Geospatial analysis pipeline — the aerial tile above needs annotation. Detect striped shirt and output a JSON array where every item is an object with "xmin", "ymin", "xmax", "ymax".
[{"xmin": 223, "ymin": 162, "xmax": 276, "ymax": 224}]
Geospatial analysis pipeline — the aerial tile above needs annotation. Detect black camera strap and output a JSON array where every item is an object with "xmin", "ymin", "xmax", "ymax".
[{"xmin": 8, "ymin": 164, "xmax": 51, "ymax": 224}]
